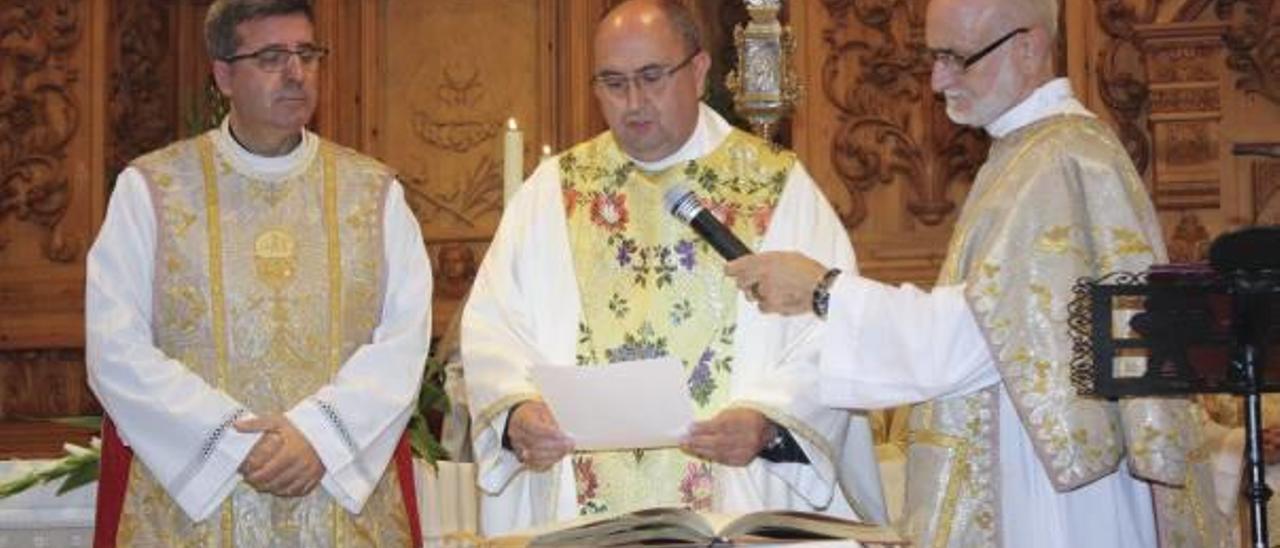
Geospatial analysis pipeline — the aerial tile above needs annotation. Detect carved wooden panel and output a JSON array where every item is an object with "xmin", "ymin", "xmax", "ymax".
[
  {"xmin": 1144, "ymin": 26, "xmax": 1226, "ymax": 213},
  {"xmin": 791, "ymin": 0, "xmax": 986, "ymax": 287},
  {"xmin": 1081, "ymin": 0, "xmax": 1280, "ymax": 259},
  {"xmin": 107, "ymin": 0, "xmax": 178, "ymax": 179},
  {"xmin": 0, "ymin": 0, "xmax": 102, "ymax": 350},
  {"xmin": 360, "ymin": 0, "xmax": 564, "ymax": 330},
  {"xmin": 1255, "ymin": 159, "xmax": 1280, "ymax": 224},
  {"xmin": 0, "ymin": 349, "xmax": 97, "ymax": 420},
  {"xmin": 1218, "ymin": 0, "xmax": 1280, "ymax": 105}
]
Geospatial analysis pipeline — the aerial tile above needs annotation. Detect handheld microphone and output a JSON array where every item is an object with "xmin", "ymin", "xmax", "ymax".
[{"xmin": 662, "ymin": 184, "xmax": 752, "ymax": 261}]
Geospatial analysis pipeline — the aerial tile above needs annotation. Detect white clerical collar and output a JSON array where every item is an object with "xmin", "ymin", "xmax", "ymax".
[
  {"xmin": 627, "ymin": 103, "xmax": 732, "ymax": 172},
  {"xmin": 984, "ymin": 78, "xmax": 1094, "ymax": 139},
  {"xmin": 213, "ymin": 116, "xmax": 318, "ymax": 180}
]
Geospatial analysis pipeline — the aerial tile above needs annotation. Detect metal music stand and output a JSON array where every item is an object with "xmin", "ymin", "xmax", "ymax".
[{"xmin": 1070, "ymin": 226, "xmax": 1280, "ymax": 548}]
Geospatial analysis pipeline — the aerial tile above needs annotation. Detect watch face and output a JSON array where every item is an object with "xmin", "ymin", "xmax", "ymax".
[
  {"xmin": 811, "ymin": 268, "xmax": 840, "ymax": 318},
  {"xmin": 815, "ymin": 292, "xmax": 830, "ymax": 318}
]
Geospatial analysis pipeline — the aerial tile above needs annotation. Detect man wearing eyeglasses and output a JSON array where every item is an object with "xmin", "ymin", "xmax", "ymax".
[
  {"xmin": 85, "ymin": 0, "xmax": 431, "ymax": 545},
  {"xmin": 725, "ymin": 0, "xmax": 1232, "ymax": 546},
  {"xmin": 462, "ymin": 0, "xmax": 885, "ymax": 536}
]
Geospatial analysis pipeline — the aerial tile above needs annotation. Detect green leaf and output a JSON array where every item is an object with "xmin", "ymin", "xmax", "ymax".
[
  {"xmin": 409, "ymin": 353, "xmax": 455, "ymax": 463},
  {"xmin": 0, "ymin": 447, "xmax": 101, "ymax": 500},
  {"xmin": 56, "ymin": 461, "xmax": 99, "ymax": 495},
  {"xmin": 0, "ymin": 474, "xmax": 40, "ymax": 499}
]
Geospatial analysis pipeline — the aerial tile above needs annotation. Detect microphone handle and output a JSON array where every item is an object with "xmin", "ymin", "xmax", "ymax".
[{"xmin": 689, "ymin": 211, "xmax": 752, "ymax": 260}]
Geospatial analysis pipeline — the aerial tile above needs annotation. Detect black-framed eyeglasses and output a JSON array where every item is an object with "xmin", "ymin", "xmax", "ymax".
[
  {"xmin": 928, "ymin": 27, "xmax": 1028, "ymax": 72},
  {"xmin": 222, "ymin": 44, "xmax": 329, "ymax": 73},
  {"xmin": 592, "ymin": 50, "xmax": 700, "ymax": 99}
]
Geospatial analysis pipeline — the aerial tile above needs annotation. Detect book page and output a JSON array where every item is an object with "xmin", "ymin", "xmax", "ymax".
[
  {"xmin": 518, "ymin": 506, "xmax": 713, "ymax": 546},
  {"xmin": 530, "ymin": 358, "xmax": 695, "ymax": 451},
  {"xmin": 722, "ymin": 510, "xmax": 909, "ymax": 545},
  {"xmin": 488, "ymin": 507, "xmax": 910, "ymax": 547}
]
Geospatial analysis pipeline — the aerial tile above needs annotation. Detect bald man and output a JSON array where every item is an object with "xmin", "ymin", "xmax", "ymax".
[
  {"xmin": 726, "ymin": 0, "xmax": 1233, "ymax": 546},
  {"xmin": 462, "ymin": 0, "xmax": 884, "ymax": 535}
]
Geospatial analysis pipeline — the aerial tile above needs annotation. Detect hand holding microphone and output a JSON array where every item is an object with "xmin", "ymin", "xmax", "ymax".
[
  {"xmin": 663, "ymin": 183, "xmax": 764, "ymax": 301},
  {"xmin": 663, "ymin": 184, "xmax": 831, "ymax": 315},
  {"xmin": 662, "ymin": 184, "xmax": 753, "ymax": 261}
]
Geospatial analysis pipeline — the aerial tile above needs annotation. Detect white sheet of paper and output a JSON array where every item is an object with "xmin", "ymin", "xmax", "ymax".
[{"xmin": 530, "ymin": 357, "xmax": 695, "ymax": 451}]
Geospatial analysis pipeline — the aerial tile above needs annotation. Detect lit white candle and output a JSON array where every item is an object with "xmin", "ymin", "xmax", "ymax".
[
  {"xmin": 540, "ymin": 144, "xmax": 553, "ymax": 162},
  {"xmin": 503, "ymin": 118, "xmax": 523, "ymax": 205}
]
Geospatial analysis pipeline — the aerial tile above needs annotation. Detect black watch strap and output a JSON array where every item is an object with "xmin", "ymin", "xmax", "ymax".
[
  {"xmin": 812, "ymin": 268, "xmax": 842, "ymax": 319},
  {"xmin": 758, "ymin": 425, "xmax": 810, "ymax": 464}
]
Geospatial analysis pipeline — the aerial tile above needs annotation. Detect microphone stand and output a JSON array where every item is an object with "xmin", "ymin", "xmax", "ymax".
[{"xmin": 1233, "ymin": 269, "xmax": 1276, "ymax": 548}]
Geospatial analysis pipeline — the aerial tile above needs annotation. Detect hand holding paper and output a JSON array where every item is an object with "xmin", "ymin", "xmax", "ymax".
[
  {"xmin": 530, "ymin": 357, "xmax": 696, "ymax": 451},
  {"xmin": 680, "ymin": 408, "xmax": 774, "ymax": 466},
  {"xmin": 507, "ymin": 401, "xmax": 575, "ymax": 471}
]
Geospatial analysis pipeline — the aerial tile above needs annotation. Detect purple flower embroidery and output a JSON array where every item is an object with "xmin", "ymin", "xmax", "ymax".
[
  {"xmin": 616, "ymin": 239, "xmax": 637, "ymax": 267},
  {"xmin": 675, "ymin": 239, "xmax": 696, "ymax": 270},
  {"xmin": 688, "ymin": 349, "xmax": 716, "ymax": 406}
]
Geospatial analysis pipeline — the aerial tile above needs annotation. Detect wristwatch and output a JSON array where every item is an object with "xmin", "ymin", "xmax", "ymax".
[
  {"xmin": 763, "ymin": 423, "xmax": 785, "ymax": 452},
  {"xmin": 811, "ymin": 268, "xmax": 842, "ymax": 319}
]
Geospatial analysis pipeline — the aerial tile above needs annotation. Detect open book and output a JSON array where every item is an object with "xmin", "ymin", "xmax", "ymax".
[{"xmin": 486, "ymin": 506, "xmax": 909, "ymax": 547}]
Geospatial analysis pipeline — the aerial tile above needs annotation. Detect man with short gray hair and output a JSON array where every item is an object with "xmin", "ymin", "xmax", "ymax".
[{"xmin": 727, "ymin": 0, "xmax": 1232, "ymax": 545}]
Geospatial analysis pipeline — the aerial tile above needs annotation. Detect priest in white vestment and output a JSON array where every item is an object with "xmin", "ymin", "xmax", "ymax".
[
  {"xmin": 462, "ymin": 0, "xmax": 884, "ymax": 536},
  {"xmin": 85, "ymin": 1, "xmax": 431, "ymax": 545},
  {"xmin": 726, "ymin": 0, "xmax": 1233, "ymax": 546}
]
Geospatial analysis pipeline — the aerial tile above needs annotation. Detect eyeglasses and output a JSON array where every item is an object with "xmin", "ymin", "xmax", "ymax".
[
  {"xmin": 222, "ymin": 45, "xmax": 329, "ymax": 73},
  {"xmin": 928, "ymin": 27, "xmax": 1028, "ymax": 72},
  {"xmin": 592, "ymin": 50, "xmax": 700, "ymax": 99}
]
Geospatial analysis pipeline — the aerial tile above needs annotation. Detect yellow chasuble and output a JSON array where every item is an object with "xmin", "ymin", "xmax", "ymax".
[
  {"xmin": 116, "ymin": 131, "xmax": 411, "ymax": 547},
  {"xmin": 558, "ymin": 129, "xmax": 793, "ymax": 516}
]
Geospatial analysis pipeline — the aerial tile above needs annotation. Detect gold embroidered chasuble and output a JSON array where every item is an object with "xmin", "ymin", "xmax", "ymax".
[
  {"xmin": 117, "ymin": 131, "xmax": 411, "ymax": 546},
  {"xmin": 904, "ymin": 115, "xmax": 1231, "ymax": 547},
  {"xmin": 558, "ymin": 129, "xmax": 790, "ymax": 516}
]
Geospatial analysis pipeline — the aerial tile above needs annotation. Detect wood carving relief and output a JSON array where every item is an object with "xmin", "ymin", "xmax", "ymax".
[
  {"xmin": 430, "ymin": 241, "xmax": 483, "ymax": 302},
  {"xmin": 372, "ymin": 0, "xmax": 557, "ymax": 330},
  {"xmin": 1167, "ymin": 211, "xmax": 1212, "ymax": 261},
  {"xmin": 818, "ymin": 0, "xmax": 985, "ymax": 229},
  {"xmin": 402, "ymin": 61, "xmax": 505, "ymax": 229},
  {"xmin": 0, "ymin": 1, "xmax": 81, "ymax": 262},
  {"xmin": 377, "ymin": 1, "xmax": 550, "ymax": 242},
  {"xmin": 1217, "ymin": 0, "xmax": 1280, "ymax": 105},
  {"xmin": 1094, "ymin": 1, "xmax": 1232, "ymax": 215},
  {"xmin": 1147, "ymin": 34, "xmax": 1224, "ymax": 211},
  {"xmin": 108, "ymin": 0, "xmax": 176, "ymax": 179},
  {"xmin": 1095, "ymin": 0, "xmax": 1154, "ymax": 175},
  {"xmin": 0, "ymin": 348, "xmax": 97, "ymax": 419}
]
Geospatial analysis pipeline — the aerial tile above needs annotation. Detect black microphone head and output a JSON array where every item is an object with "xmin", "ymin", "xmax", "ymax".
[
  {"xmin": 663, "ymin": 183, "xmax": 702, "ymax": 225},
  {"xmin": 662, "ymin": 182, "xmax": 754, "ymax": 260},
  {"xmin": 1209, "ymin": 225, "xmax": 1280, "ymax": 272}
]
